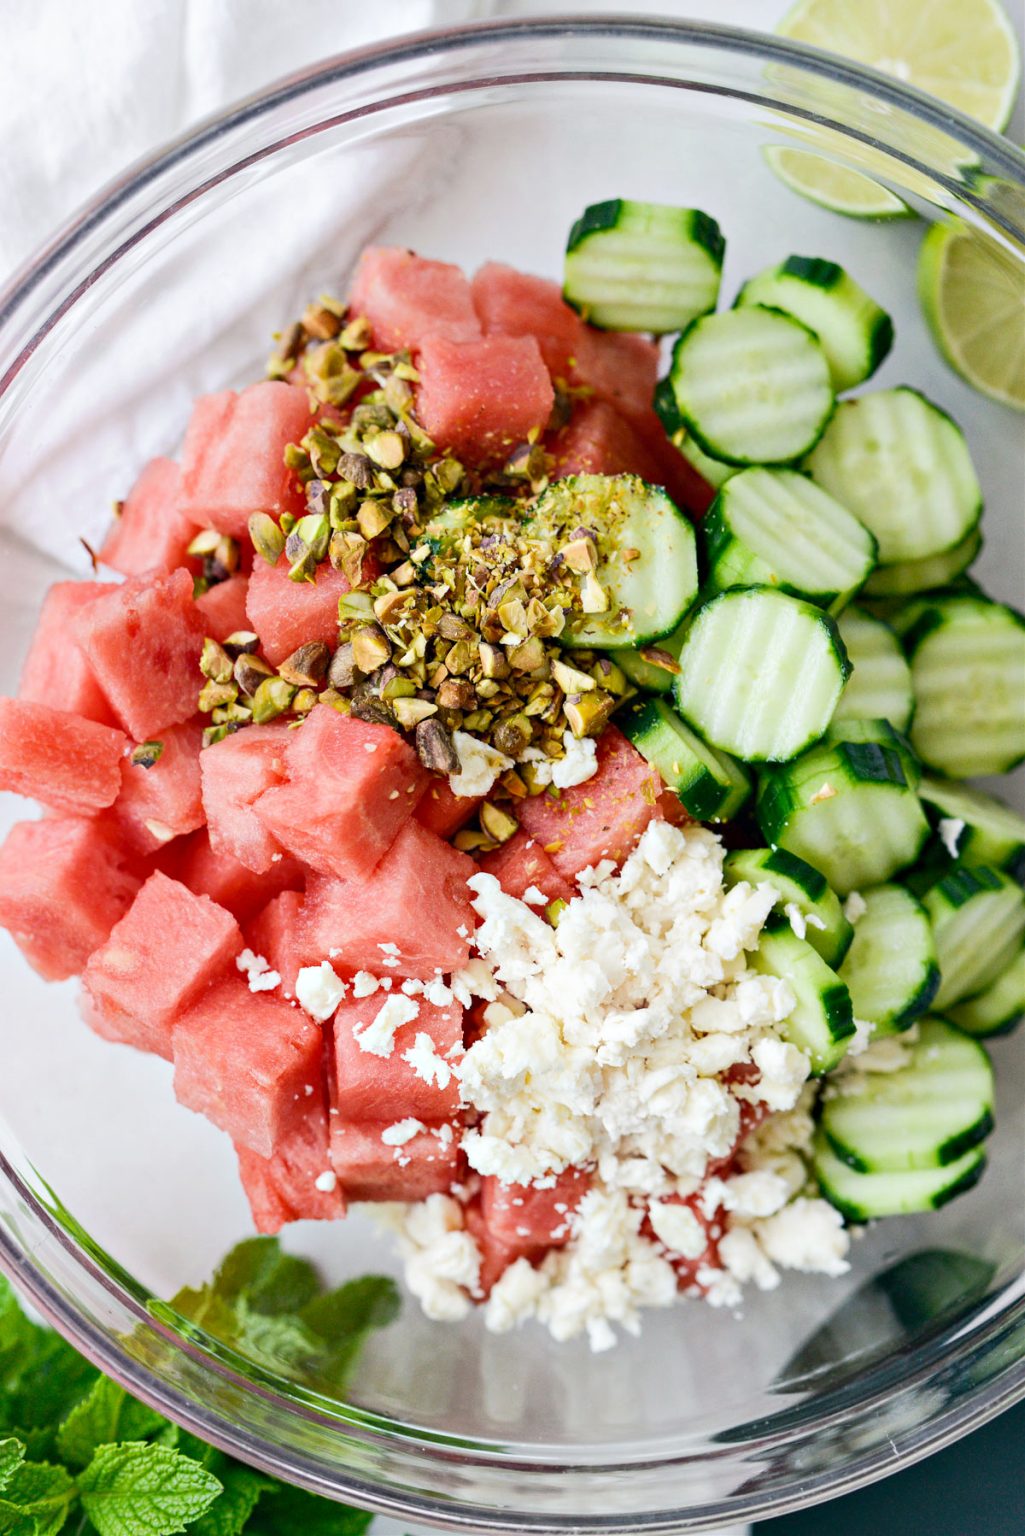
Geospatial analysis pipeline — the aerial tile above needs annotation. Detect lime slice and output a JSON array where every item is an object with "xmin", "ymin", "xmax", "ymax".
[
  {"xmin": 918, "ymin": 222, "xmax": 1025, "ymax": 410},
  {"xmin": 764, "ymin": 145, "xmax": 913, "ymax": 220},
  {"xmin": 778, "ymin": 0, "xmax": 1021, "ymax": 132}
]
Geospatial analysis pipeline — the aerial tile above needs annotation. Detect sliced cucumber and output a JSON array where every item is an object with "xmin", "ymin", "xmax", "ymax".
[
  {"xmin": 723, "ymin": 846, "xmax": 853, "ymax": 966},
  {"xmin": 863, "ymin": 527, "xmax": 982, "ymax": 597},
  {"xmin": 925, "ymin": 865, "xmax": 1025, "ymax": 1010},
  {"xmin": 814, "ymin": 1134, "xmax": 986, "ymax": 1222},
  {"xmin": 838, "ymin": 884, "xmax": 939, "ymax": 1038},
  {"xmin": 620, "ymin": 697, "xmax": 751, "ymax": 822},
  {"xmin": 750, "ymin": 919, "xmax": 854, "ymax": 1073},
  {"xmin": 918, "ymin": 777, "xmax": 1025, "ymax": 883},
  {"xmin": 735, "ymin": 255, "xmax": 893, "ymax": 392},
  {"xmin": 904, "ymin": 594, "xmax": 1025, "ymax": 778},
  {"xmin": 822, "ymin": 716, "xmax": 921, "ymax": 790},
  {"xmin": 757, "ymin": 733, "xmax": 929, "ymax": 895},
  {"xmin": 674, "ymin": 587, "xmax": 849, "ymax": 763},
  {"xmin": 564, "ymin": 199, "xmax": 724, "ymax": 333},
  {"xmin": 833, "ymin": 607, "xmax": 914, "ymax": 734},
  {"xmin": 424, "ymin": 496, "xmax": 518, "ymax": 553},
  {"xmin": 533, "ymin": 474, "xmax": 698, "ymax": 648},
  {"xmin": 805, "ymin": 387, "xmax": 982, "ymax": 564},
  {"xmin": 948, "ymin": 943, "xmax": 1025, "ymax": 1038},
  {"xmin": 663, "ymin": 306, "xmax": 834, "ymax": 466},
  {"xmin": 614, "ymin": 615, "xmax": 689, "ymax": 696},
  {"xmin": 702, "ymin": 468, "xmax": 877, "ymax": 613}
]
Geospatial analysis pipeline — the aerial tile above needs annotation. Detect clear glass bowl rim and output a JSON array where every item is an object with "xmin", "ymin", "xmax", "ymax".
[{"xmin": 0, "ymin": 14, "xmax": 1022, "ymax": 1532}]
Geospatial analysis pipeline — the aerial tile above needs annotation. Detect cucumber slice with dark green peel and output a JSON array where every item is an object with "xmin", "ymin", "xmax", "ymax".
[
  {"xmin": 820, "ymin": 1018, "xmax": 993, "ymax": 1175},
  {"xmin": 734, "ymin": 255, "xmax": 894, "ymax": 392},
  {"xmin": 757, "ymin": 733, "xmax": 929, "ymax": 895},
  {"xmin": 663, "ymin": 306, "xmax": 834, "ymax": 466},
  {"xmin": 822, "ymin": 716, "xmax": 921, "ymax": 789},
  {"xmin": 925, "ymin": 865, "xmax": 1025, "ymax": 1010},
  {"xmin": 838, "ymin": 884, "xmax": 939, "ymax": 1038},
  {"xmin": 863, "ymin": 527, "xmax": 982, "ymax": 597},
  {"xmin": 814, "ymin": 1134, "xmax": 987, "ymax": 1222},
  {"xmin": 948, "ymin": 943, "xmax": 1025, "ymax": 1038},
  {"xmin": 533, "ymin": 474, "xmax": 698, "ymax": 649},
  {"xmin": 620, "ymin": 697, "xmax": 751, "ymax": 822},
  {"xmin": 750, "ymin": 918, "xmax": 855, "ymax": 1073},
  {"xmin": 833, "ymin": 608, "xmax": 914, "ymax": 734},
  {"xmin": 805, "ymin": 388, "xmax": 983, "ymax": 564},
  {"xmin": 918, "ymin": 777, "xmax": 1025, "ymax": 883},
  {"xmin": 904, "ymin": 595, "xmax": 1025, "ymax": 778},
  {"xmin": 614, "ymin": 615, "xmax": 690, "ymax": 696},
  {"xmin": 702, "ymin": 468, "xmax": 877, "ymax": 613},
  {"xmin": 724, "ymin": 846, "xmax": 853, "ymax": 966},
  {"xmin": 674, "ymin": 587, "xmax": 850, "ymax": 763},
  {"xmin": 424, "ymin": 496, "xmax": 519, "ymax": 553},
  {"xmin": 564, "ymin": 199, "xmax": 724, "ymax": 333}
]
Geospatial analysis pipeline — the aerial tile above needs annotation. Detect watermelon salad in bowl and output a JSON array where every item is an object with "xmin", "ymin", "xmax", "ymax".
[{"xmin": 0, "ymin": 18, "xmax": 1023, "ymax": 1533}]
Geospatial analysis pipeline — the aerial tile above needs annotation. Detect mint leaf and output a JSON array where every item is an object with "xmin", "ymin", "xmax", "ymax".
[
  {"xmin": 211, "ymin": 1241, "xmax": 319, "ymax": 1319},
  {"xmin": 0, "ymin": 1460, "xmax": 75, "ymax": 1536},
  {"xmin": 0, "ymin": 1441, "xmax": 24, "ymax": 1494},
  {"xmin": 246, "ymin": 1485, "xmax": 372, "ymax": 1536},
  {"xmin": 57, "ymin": 1378, "xmax": 165, "ymax": 1470},
  {"xmin": 298, "ymin": 1277, "xmax": 400, "ymax": 1392},
  {"xmin": 186, "ymin": 1460, "xmax": 272, "ymax": 1536},
  {"xmin": 78, "ymin": 1444, "xmax": 221, "ymax": 1536}
]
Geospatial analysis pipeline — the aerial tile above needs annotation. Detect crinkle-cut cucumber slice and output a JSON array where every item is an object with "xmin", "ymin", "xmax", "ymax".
[
  {"xmin": 863, "ymin": 527, "xmax": 982, "ymax": 597},
  {"xmin": 838, "ymin": 883, "xmax": 939, "ymax": 1038},
  {"xmin": 948, "ymin": 943, "xmax": 1025, "ymax": 1038},
  {"xmin": 814, "ymin": 1134, "xmax": 987, "ymax": 1222},
  {"xmin": 620, "ymin": 697, "xmax": 751, "ymax": 822},
  {"xmin": 925, "ymin": 865, "xmax": 1025, "ymax": 1010},
  {"xmin": 564, "ymin": 199, "xmax": 724, "ymax": 334},
  {"xmin": 918, "ymin": 776, "xmax": 1025, "ymax": 884},
  {"xmin": 724, "ymin": 846, "xmax": 852, "ymax": 967},
  {"xmin": 750, "ymin": 918, "xmax": 855, "ymax": 1073},
  {"xmin": 833, "ymin": 607, "xmax": 914, "ymax": 733}
]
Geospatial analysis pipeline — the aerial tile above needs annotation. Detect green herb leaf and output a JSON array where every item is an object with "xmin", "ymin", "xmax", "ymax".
[
  {"xmin": 0, "ymin": 1441, "xmax": 24, "ymax": 1494},
  {"xmin": 0, "ymin": 1459, "xmax": 76, "ymax": 1536},
  {"xmin": 56, "ymin": 1377, "xmax": 165, "ymax": 1470},
  {"xmin": 245, "ymin": 1484, "xmax": 372, "ymax": 1536},
  {"xmin": 212, "ymin": 1241, "xmax": 320, "ymax": 1319},
  {"xmin": 78, "ymin": 1444, "xmax": 222, "ymax": 1536},
  {"xmin": 298, "ymin": 1277, "xmax": 400, "ymax": 1391},
  {"xmin": 0, "ymin": 1279, "xmax": 97, "ymax": 1451},
  {"xmin": 186, "ymin": 1459, "xmax": 274, "ymax": 1536}
]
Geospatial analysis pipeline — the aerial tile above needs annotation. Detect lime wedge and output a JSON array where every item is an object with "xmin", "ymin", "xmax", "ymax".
[
  {"xmin": 764, "ymin": 145, "xmax": 913, "ymax": 220},
  {"xmin": 918, "ymin": 222, "xmax": 1025, "ymax": 410},
  {"xmin": 778, "ymin": 0, "xmax": 1021, "ymax": 132}
]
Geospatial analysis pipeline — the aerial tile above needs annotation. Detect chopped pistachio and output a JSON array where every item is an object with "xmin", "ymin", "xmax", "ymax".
[
  {"xmin": 480, "ymin": 802, "xmax": 519, "ymax": 844},
  {"xmin": 580, "ymin": 571, "xmax": 609, "ymax": 613},
  {"xmin": 357, "ymin": 499, "xmax": 394, "ymax": 540},
  {"xmin": 434, "ymin": 457, "xmax": 464, "ymax": 495},
  {"xmin": 212, "ymin": 535, "xmax": 240, "ymax": 577},
  {"xmin": 479, "ymin": 642, "xmax": 510, "ymax": 680},
  {"xmin": 364, "ymin": 430, "xmax": 406, "ymax": 470},
  {"xmin": 436, "ymin": 678, "xmax": 475, "ymax": 712},
  {"xmin": 373, "ymin": 588, "xmax": 415, "ymax": 625},
  {"xmin": 552, "ymin": 658, "xmax": 596, "ymax": 694},
  {"xmin": 302, "ymin": 302, "xmax": 341, "ymax": 340},
  {"xmin": 594, "ymin": 656, "xmax": 631, "ymax": 695},
  {"xmin": 328, "ymin": 480, "xmax": 358, "ymax": 528},
  {"xmin": 223, "ymin": 631, "xmax": 260, "ymax": 658},
  {"xmin": 287, "ymin": 546, "xmax": 318, "ymax": 584},
  {"xmin": 294, "ymin": 512, "xmax": 330, "ymax": 562},
  {"xmin": 327, "ymin": 642, "xmax": 359, "ymax": 689},
  {"xmin": 393, "ymin": 696, "xmax": 438, "ymax": 729},
  {"xmin": 319, "ymin": 688, "xmax": 351, "ymax": 714},
  {"xmin": 202, "ymin": 724, "xmax": 231, "ymax": 748},
  {"xmin": 187, "ymin": 528, "xmax": 222, "ymax": 558},
  {"xmin": 249, "ymin": 512, "xmax": 285, "ymax": 566},
  {"xmin": 415, "ymin": 717, "xmax": 460, "ymax": 774},
  {"xmin": 493, "ymin": 713, "xmax": 532, "ymax": 757},
  {"xmin": 445, "ymin": 636, "xmax": 478, "ymax": 676},
  {"xmin": 390, "ymin": 560, "xmax": 417, "ymax": 587},
  {"xmin": 476, "ymin": 678, "xmax": 501, "ymax": 700},
  {"xmin": 337, "ymin": 451, "xmax": 375, "ymax": 490},
  {"xmin": 338, "ymin": 315, "xmax": 372, "ymax": 351},
  {"xmin": 454, "ymin": 828, "xmax": 496, "ymax": 853},
  {"xmin": 637, "ymin": 645, "xmax": 681, "ymax": 675},
  {"xmin": 383, "ymin": 374, "xmax": 413, "ymax": 413},
  {"xmin": 291, "ymin": 688, "xmax": 318, "ymax": 713},
  {"xmin": 547, "ymin": 897, "xmax": 568, "ymax": 927},
  {"xmin": 251, "ymin": 676, "xmax": 297, "ymax": 724},
  {"xmin": 437, "ymin": 612, "xmax": 472, "ymax": 642},
  {"xmin": 497, "ymin": 597, "xmax": 529, "ymax": 636},
  {"xmin": 461, "ymin": 709, "xmax": 493, "ymax": 732},
  {"xmin": 212, "ymin": 701, "xmax": 253, "ymax": 727},
  {"xmin": 329, "ymin": 529, "xmax": 368, "ymax": 585},
  {"xmin": 130, "ymin": 740, "xmax": 164, "ymax": 769},
  {"xmin": 234, "ymin": 652, "xmax": 276, "ymax": 697},
  {"xmin": 278, "ymin": 641, "xmax": 330, "ymax": 688},
  {"xmin": 351, "ymin": 624, "xmax": 392, "ymax": 673},
  {"xmin": 381, "ymin": 675, "xmax": 417, "ymax": 701},
  {"xmin": 350, "ymin": 685, "xmax": 394, "ymax": 727},
  {"xmin": 338, "ymin": 591, "xmax": 376, "ymax": 623},
  {"xmin": 561, "ymin": 534, "xmax": 598, "ymax": 573},
  {"xmin": 200, "ymin": 637, "xmax": 234, "ymax": 684},
  {"xmin": 564, "ymin": 688, "xmax": 614, "ymax": 738},
  {"xmin": 280, "ymin": 512, "xmax": 297, "ymax": 534},
  {"xmin": 198, "ymin": 679, "xmax": 238, "ymax": 713},
  {"xmin": 509, "ymin": 637, "xmax": 546, "ymax": 672}
]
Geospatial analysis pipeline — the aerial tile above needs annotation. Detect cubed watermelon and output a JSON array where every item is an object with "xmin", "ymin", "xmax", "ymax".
[
  {"xmin": 415, "ymin": 335, "xmax": 554, "ymax": 467},
  {"xmin": 480, "ymin": 1166, "xmax": 588, "ymax": 1257},
  {"xmin": 235, "ymin": 1096, "xmax": 345, "ymax": 1233},
  {"xmin": 173, "ymin": 977, "xmax": 324, "ymax": 1156},
  {"xmin": 516, "ymin": 724, "xmax": 664, "ymax": 880},
  {"xmin": 100, "ymin": 458, "xmax": 196, "ymax": 578},
  {"xmin": 18, "ymin": 582, "xmax": 119, "ymax": 727},
  {"xmin": 463, "ymin": 1203, "xmax": 518, "ymax": 1295},
  {"xmin": 71, "ymin": 568, "xmax": 206, "ymax": 740},
  {"xmin": 0, "ymin": 698, "xmax": 126, "ymax": 815},
  {"xmin": 114, "ymin": 720, "xmax": 205, "ymax": 854},
  {"xmin": 200, "ymin": 723, "xmax": 289, "ymax": 874},
  {"xmin": 245, "ymin": 555, "xmax": 353, "ymax": 668},
  {"xmin": 82, "ymin": 872, "xmax": 241, "ymax": 1059},
  {"xmin": 0, "ymin": 817, "xmax": 141, "ymax": 981},
  {"xmin": 301, "ymin": 819, "xmax": 474, "ymax": 976},
  {"xmin": 546, "ymin": 399, "xmax": 666, "ymax": 483},
  {"xmin": 180, "ymin": 382, "xmax": 312, "ymax": 538},
  {"xmin": 329, "ymin": 1120, "xmax": 459, "ymax": 1202},
  {"xmin": 348, "ymin": 246, "xmax": 481, "ymax": 351},
  {"xmin": 413, "ymin": 777, "xmax": 479, "ymax": 840},
  {"xmin": 172, "ymin": 828, "xmax": 303, "ymax": 924},
  {"xmin": 244, "ymin": 890, "xmax": 309, "ymax": 994},
  {"xmin": 471, "ymin": 262, "xmax": 585, "ymax": 379},
  {"xmin": 195, "ymin": 574, "xmax": 251, "ymax": 642},
  {"xmin": 573, "ymin": 327, "xmax": 659, "ymax": 425},
  {"xmin": 480, "ymin": 831, "xmax": 575, "ymax": 907},
  {"xmin": 254, "ymin": 707, "xmax": 427, "ymax": 882},
  {"xmin": 332, "ymin": 991, "xmax": 463, "ymax": 1123}
]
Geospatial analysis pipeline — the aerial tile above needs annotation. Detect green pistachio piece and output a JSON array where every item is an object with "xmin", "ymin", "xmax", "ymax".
[
  {"xmin": 251, "ymin": 676, "xmax": 297, "ymax": 724},
  {"xmin": 200, "ymin": 637, "xmax": 234, "ymax": 684},
  {"xmin": 130, "ymin": 740, "xmax": 164, "ymax": 769},
  {"xmin": 248, "ymin": 512, "xmax": 285, "ymax": 567}
]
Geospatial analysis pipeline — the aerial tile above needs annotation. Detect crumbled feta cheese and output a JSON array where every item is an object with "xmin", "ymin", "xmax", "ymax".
[
  {"xmin": 522, "ymin": 885, "xmax": 548, "ymax": 907},
  {"xmin": 402, "ymin": 1032, "xmax": 454, "ymax": 1090},
  {"xmin": 378, "ymin": 941, "xmax": 400, "ymax": 956},
  {"xmin": 843, "ymin": 890, "xmax": 868, "ymax": 923},
  {"xmin": 938, "ymin": 817, "xmax": 965, "ymax": 858},
  {"xmin": 373, "ymin": 1195, "xmax": 481, "ymax": 1321},
  {"xmin": 486, "ymin": 1257, "xmax": 550, "ymax": 1332},
  {"xmin": 295, "ymin": 962, "xmax": 346, "ymax": 1021},
  {"xmin": 753, "ymin": 1197, "xmax": 850, "ymax": 1276},
  {"xmin": 381, "ymin": 1118, "xmax": 426, "ymax": 1147},
  {"xmin": 784, "ymin": 901, "xmax": 807, "ymax": 940},
  {"xmin": 847, "ymin": 1017, "xmax": 875, "ymax": 1056},
  {"xmin": 550, "ymin": 730, "xmax": 598, "ymax": 790},
  {"xmin": 718, "ymin": 1226, "xmax": 779, "ymax": 1291},
  {"xmin": 354, "ymin": 994, "xmax": 419, "ymax": 1057},
  {"xmin": 449, "ymin": 731, "xmax": 513, "ymax": 797},
  {"xmin": 236, "ymin": 950, "xmax": 283, "ymax": 995},
  {"xmin": 314, "ymin": 1170, "xmax": 337, "ymax": 1193},
  {"xmin": 648, "ymin": 1200, "xmax": 707, "ymax": 1259},
  {"xmin": 352, "ymin": 971, "xmax": 380, "ymax": 998},
  {"xmin": 248, "ymin": 968, "xmax": 282, "ymax": 993}
]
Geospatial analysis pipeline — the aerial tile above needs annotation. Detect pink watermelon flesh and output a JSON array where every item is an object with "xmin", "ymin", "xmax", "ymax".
[
  {"xmin": 573, "ymin": 327, "xmax": 659, "ymax": 425},
  {"xmin": 329, "ymin": 1120, "xmax": 460, "ymax": 1202},
  {"xmin": 180, "ymin": 381, "xmax": 311, "ymax": 538},
  {"xmin": 114, "ymin": 719, "xmax": 205, "ymax": 854},
  {"xmin": 71, "ymin": 568, "xmax": 206, "ymax": 740},
  {"xmin": 464, "ymin": 1202, "xmax": 519, "ymax": 1295},
  {"xmin": 481, "ymin": 1165, "xmax": 589, "ymax": 1256},
  {"xmin": 18, "ymin": 582, "xmax": 119, "ymax": 727},
  {"xmin": 641, "ymin": 1189, "xmax": 723, "ymax": 1294},
  {"xmin": 480, "ymin": 831, "xmax": 576, "ymax": 907},
  {"xmin": 516, "ymin": 724, "xmax": 665, "ymax": 881},
  {"xmin": 415, "ymin": 334, "xmax": 554, "ymax": 467},
  {"xmin": 471, "ymin": 262, "xmax": 585, "ymax": 379},
  {"xmin": 244, "ymin": 890, "xmax": 308, "ymax": 994},
  {"xmin": 349, "ymin": 246, "xmax": 481, "ymax": 351},
  {"xmin": 82, "ymin": 872, "xmax": 241, "ymax": 1059},
  {"xmin": 0, "ymin": 817, "xmax": 141, "ymax": 981},
  {"xmin": 173, "ymin": 977, "xmax": 324, "ymax": 1156},
  {"xmin": 332, "ymin": 991, "xmax": 463, "ymax": 1123},
  {"xmin": 173, "ymin": 828, "xmax": 303, "ymax": 924},
  {"xmin": 301, "ymin": 818, "xmax": 474, "ymax": 977},
  {"xmin": 199, "ymin": 723, "xmax": 289, "ymax": 874},
  {"xmin": 100, "ymin": 457, "xmax": 196, "ymax": 578},
  {"xmin": 235, "ymin": 1095, "xmax": 345, "ymax": 1233},
  {"xmin": 547, "ymin": 399, "xmax": 667, "ymax": 482},
  {"xmin": 413, "ymin": 778, "xmax": 480, "ymax": 840},
  {"xmin": 0, "ymin": 698, "xmax": 126, "ymax": 815},
  {"xmin": 254, "ymin": 708, "xmax": 427, "ymax": 883},
  {"xmin": 195, "ymin": 574, "xmax": 251, "ymax": 642},
  {"xmin": 245, "ymin": 554, "xmax": 353, "ymax": 668}
]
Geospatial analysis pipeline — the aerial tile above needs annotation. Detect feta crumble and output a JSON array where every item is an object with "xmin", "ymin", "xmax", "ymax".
[
  {"xmin": 354, "ymin": 994, "xmax": 419, "ymax": 1056},
  {"xmin": 449, "ymin": 732, "xmax": 514, "ymax": 798},
  {"xmin": 295, "ymin": 962, "xmax": 346, "ymax": 1021},
  {"xmin": 938, "ymin": 817, "xmax": 965, "ymax": 858},
  {"xmin": 381, "ymin": 1118, "xmax": 426, "ymax": 1147},
  {"xmin": 235, "ymin": 949, "xmax": 281, "ymax": 993}
]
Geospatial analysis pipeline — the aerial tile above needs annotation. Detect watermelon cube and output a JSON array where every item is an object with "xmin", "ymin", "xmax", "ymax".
[
  {"xmin": 173, "ymin": 978, "xmax": 324, "ymax": 1155},
  {"xmin": 180, "ymin": 381, "xmax": 312, "ymax": 538},
  {"xmin": 415, "ymin": 335, "xmax": 554, "ymax": 467},
  {"xmin": 573, "ymin": 326, "xmax": 659, "ymax": 425},
  {"xmin": 0, "ymin": 698, "xmax": 126, "ymax": 815},
  {"xmin": 413, "ymin": 777, "xmax": 479, "ymax": 840},
  {"xmin": 480, "ymin": 830, "xmax": 575, "ymax": 907},
  {"xmin": 244, "ymin": 890, "xmax": 309, "ymax": 994},
  {"xmin": 348, "ymin": 246, "xmax": 481, "ymax": 351},
  {"xmin": 173, "ymin": 828, "xmax": 303, "ymax": 923},
  {"xmin": 254, "ymin": 707, "xmax": 427, "ymax": 882},
  {"xmin": 200, "ymin": 723, "xmax": 289, "ymax": 874},
  {"xmin": 516, "ymin": 724, "xmax": 664, "ymax": 880},
  {"xmin": 329, "ymin": 1120, "xmax": 459, "ymax": 1202},
  {"xmin": 480, "ymin": 1167, "xmax": 587, "ymax": 1255},
  {"xmin": 332, "ymin": 990, "xmax": 463, "ymax": 1123},
  {"xmin": 0, "ymin": 817, "xmax": 141, "ymax": 981},
  {"xmin": 301, "ymin": 819, "xmax": 474, "ymax": 976},
  {"xmin": 114, "ymin": 720, "xmax": 205, "ymax": 854},
  {"xmin": 18, "ymin": 581, "xmax": 119, "ymax": 727},
  {"xmin": 82, "ymin": 872, "xmax": 241, "ymax": 1059},
  {"xmin": 195, "ymin": 574, "xmax": 251, "ymax": 643},
  {"xmin": 471, "ymin": 262, "xmax": 585, "ymax": 380},
  {"xmin": 245, "ymin": 555, "xmax": 352, "ymax": 668},
  {"xmin": 100, "ymin": 457, "xmax": 196, "ymax": 578},
  {"xmin": 547, "ymin": 399, "xmax": 667, "ymax": 483},
  {"xmin": 71, "ymin": 568, "xmax": 206, "ymax": 740},
  {"xmin": 235, "ymin": 1096, "xmax": 345, "ymax": 1233},
  {"xmin": 463, "ymin": 1202, "xmax": 518, "ymax": 1295}
]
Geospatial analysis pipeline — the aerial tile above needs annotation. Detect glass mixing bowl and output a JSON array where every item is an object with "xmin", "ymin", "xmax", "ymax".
[{"xmin": 0, "ymin": 16, "xmax": 1022, "ymax": 1533}]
